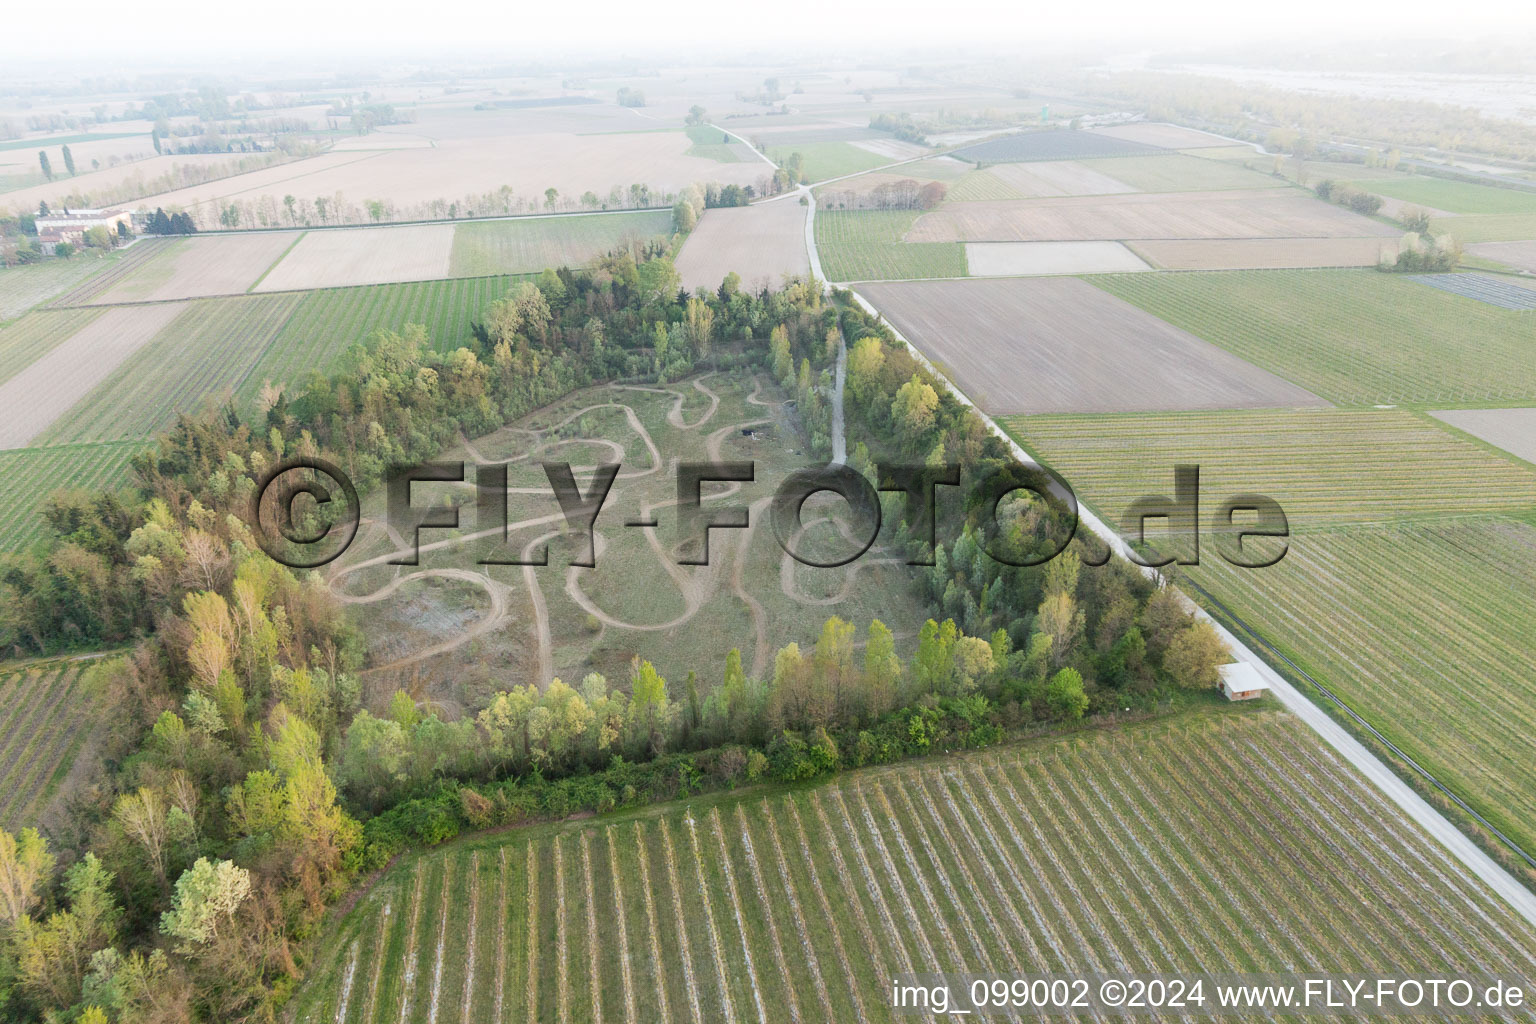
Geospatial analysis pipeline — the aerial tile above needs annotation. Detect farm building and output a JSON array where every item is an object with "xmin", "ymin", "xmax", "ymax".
[
  {"xmin": 1218, "ymin": 662, "xmax": 1271, "ymax": 701},
  {"xmin": 34, "ymin": 208, "xmax": 131, "ymax": 246}
]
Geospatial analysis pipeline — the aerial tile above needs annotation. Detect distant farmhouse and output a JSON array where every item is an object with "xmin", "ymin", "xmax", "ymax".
[{"xmin": 35, "ymin": 208, "xmax": 131, "ymax": 247}]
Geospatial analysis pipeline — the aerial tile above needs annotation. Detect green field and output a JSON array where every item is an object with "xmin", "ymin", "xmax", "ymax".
[
  {"xmin": 771, "ymin": 141, "xmax": 891, "ymax": 184},
  {"xmin": 1360, "ymin": 177, "xmax": 1536, "ymax": 215},
  {"xmin": 0, "ymin": 664, "xmax": 99, "ymax": 829},
  {"xmin": 0, "ymin": 307, "xmax": 104, "ymax": 385},
  {"xmin": 1179, "ymin": 516, "xmax": 1536, "ymax": 857},
  {"xmin": 0, "ymin": 441, "xmax": 147, "ymax": 552},
  {"xmin": 816, "ymin": 210, "xmax": 967, "ymax": 281},
  {"xmin": 1431, "ymin": 212, "xmax": 1536, "ymax": 243},
  {"xmin": 1093, "ymin": 153, "xmax": 1286, "ymax": 192},
  {"xmin": 36, "ymin": 294, "xmax": 304, "ymax": 445},
  {"xmin": 289, "ymin": 708, "xmax": 1536, "ymax": 1023},
  {"xmin": 1008, "ymin": 408, "xmax": 1536, "ymax": 531},
  {"xmin": 684, "ymin": 125, "xmax": 747, "ymax": 163},
  {"xmin": 448, "ymin": 211, "xmax": 674, "ymax": 277},
  {"xmin": 1090, "ymin": 269, "xmax": 1536, "ymax": 405},
  {"xmin": 0, "ymin": 258, "xmax": 116, "ymax": 320}
]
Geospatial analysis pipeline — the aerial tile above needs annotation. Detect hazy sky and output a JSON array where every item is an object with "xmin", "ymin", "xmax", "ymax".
[{"xmin": 10, "ymin": 0, "xmax": 1536, "ymax": 57}]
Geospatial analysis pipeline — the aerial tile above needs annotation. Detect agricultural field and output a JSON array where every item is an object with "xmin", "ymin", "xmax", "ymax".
[
  {"xmin": 237, "ymin": 275, "xmax": 527, "ymax": 411},
  {"xmin": 45, "ymin": 238, "xmax": 176, "ymax": 307},
  {"xmin": 0, "ymin": 302, "xmax": 188, "ymax": 449},
  {"xmin": 964, "ymin": 240, "xmax": 1150, "ymax": 276},
  {"xmin": 770, "ymin": 141, "xmax": 892, "ymax": 183},
  {"xmin": 0, "ymin": 152, "xmax": 246, "ymax": 217},
  {"xmin": 1084, "ymin": 154, "xmax": 1285, "ymax": 193},
  {"xmin": 255, "ymin": 225, "xmax": 456, "ymax": 292},
  {"xmin": 1126, "ymin": 237, "xmax": 1394, "ymax": 270},
  {"xmin": 1091, "ymin": 269, "xmax": 1536, "ymax": 404},
  {"xmin": 83, "ymin": 231, "xmax": 302, "ymax": 304},
  {"xmin": 860, "ymin": 277, "xmax": 1323, "ymax": 415},
  {"xmin": 1358, "ymin": 177, "xmax": 1536, "ymax": 215},
  {"xmin": 1431, "ymin": 212, "xmax": 1536, "ymax": 243},
  {"xmin": 1409, "ymin": 272, "xmax": 1536, "ymax": 310},
  {"xmin": 448, "ymin": 211, "xmax": 673, "ymax": 277},
  {"xmin": 953, "ymin": 129, "xmax": 1160, "ymax": 163},
  {"xmin": 675, "ymin": 201, "xmax": 809, "ymax": 292},
  {"xmin": 1432, "ymin": 408, "xmax": 1536, "ymax": 464},
  {"xmin": 905, "ymin": 190, "xmax": 1396, "ymax": 243},
  {"xmin": 814, "ymin": 210, "xmax": 966, "ymax": 281},
  {"xmin": 1468, "ymin": 239, "xmax": 1536, "ymax": 272},
  {"xmin": 0, "ymin": 662, "xmax": 101, "ymax": 830},
  {"xmin": 0, "ymin": 441, "xmax": 146, "ymax": 552},
  {"xmin": 684, "ymin": 125, "xmax": 751, "ymax": 163},
  {"xmin": 1177, "ymin": 516, "xmax": 1536, "ymax": 857},
  {"xmin": 1009, "ymin": 407, "xmax": 1536, "ymax": 530},
  {"xmin": 34, "ymin": 293, "xmax": 303, "ymax": 445},
  {"xmin": 849, "ymin": 138, "xmax": 930, "ymax": 161},
  {"xmin": 0, "ymin": 307, "xmax": 104, "ymax": 385},
  {"xmin": 0, "ymin": 257, "xmax": 115, "ymax": 320},
  {"xmin": 326, "ymin": 371, "xmax": 929, "ymax": 705},
  {"xmin": 289, "ymin": 708, "xmax": 1536, "ymax": 1023},
  {"xmin": 1087, "ymin": 122, "xmax": 1235, "ymax": 149},
  {"xmin": 963, "ymin": 159, "xmax": 1139, "ymax": 198}
]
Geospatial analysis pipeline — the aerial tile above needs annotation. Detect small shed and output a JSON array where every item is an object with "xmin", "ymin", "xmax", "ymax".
[{"xmin": 1217, "ymin": 662, "xmax": 1270, "ymax": 701}]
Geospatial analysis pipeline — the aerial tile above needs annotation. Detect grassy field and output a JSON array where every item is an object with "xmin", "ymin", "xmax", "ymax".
[
  {"xmin": 771, "ymin": 141, "xmax": 890, "ymax": 183},
  {"xmin": 0, "ymin": 663, "xmax": 100, "ymax": 830},
  {"xmin": 448, "ymin": 211, "xmax": 674, "ymax": 277},
  {"xmin": 1090, "ymin": 269, "xmax": 1536, "ymax": 405},
  {"xmin": 815, "ymin": 210, "xmax": 966, "ymax": 281},
  {"xmin": 0, "ymin": 258, "xmax": 115, "ymax": 320},
  {"xmin": 1090, "ymin": 154, "xmax": 1285, "ymax": 192},
  {"xmin": 1359, "ymin": 177, "xmax": 1536, "ymax": 215},
  {"xmin": 288, "ymin": 708, "xmax": 1536, "ymax": 1023},
  {"xmin": 684, "ymin": 125, "xmax": 747, "ymax": 163},
  {"xmin": 1178, "ymin": 516, "xmax": 1536, "ymax": 857},
  {"xmin": 238, "ymin": 275, "xmax": 528, "ymax": 412},
  {"xmin": 1007, "ymin": 407, "xmax": 1536, "ymax": 530},
  {"xmin": 0, "ymin": 307, "xmax": 104, "ymax": 385},
  {"xmin": 1432, "ymin": 212, "xmax": 1536, "ymax": 243},
  {"xmin": 35, "ymin": 294, "xmax": 303, "ymax": 445},
  {"xmin": 0, "ymin": 441, "xmax": 147, "ymax": 553}
]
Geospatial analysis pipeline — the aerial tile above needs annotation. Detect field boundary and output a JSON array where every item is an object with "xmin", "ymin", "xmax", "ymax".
[
  {"xmin": 848, "ymin": 285, "xmax": 1536, "ymax": 926},
  {"xmin": 248, "ymin": 231, "xmax": 308, "ymax": 292}
]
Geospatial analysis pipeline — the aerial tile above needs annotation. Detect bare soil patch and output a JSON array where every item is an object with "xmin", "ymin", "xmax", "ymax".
[
  {"xmin": 1468, "ymin": 240, "xmax": 1536, "ymax": 273},
  {"xmin": 1431, "ymin": 408, "xmax": 1536, "ymax": 465},
  {"xmin": 1128, "ymin": 236, "xmax": 1397, "ymax": 270},
  {"xmin": 675, "ymin": 202, "xmax": 809, "ymax": 293},
  {"xmin": 857, "ymin": 276, "xmax": 1327, "ymax": 415},
  {"xmin": 88, "ymin": 232, "xmax": 301, "ymax": 303},
  {"xmin": 906, "ymin": 189, "xmax": 1397, "ymax": 243},
  {"xmin": 254, "ymin": 225, "xmax": 454, "ymax": 291},
  {"xmin": 985, "ymin": 160, "xmax": 1139, "ymax": 197},
  {"xmin": 965, "ymin": 241, "xmax": 1150, "ymax": 276},
  {"xmin": 0, "ymin": 302, "xmax": 186, "ymax": 448}
]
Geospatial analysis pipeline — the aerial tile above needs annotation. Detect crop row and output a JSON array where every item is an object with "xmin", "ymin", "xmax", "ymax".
[
  {"xmin": 0, "ymin": 261, "xmax": 111, "ymax": 322},
  {"xmin": 1011, "ymin": 407, "xmax": 1536, "ymax": 529},
  {"xmin": 0, "ymin": 665, "xmax": 95, "ymax": 830},
  {"xmin": 293, "ymin": 709, "xmax": 1536, "ymax": 1023},
  {"xmin": 814, "ymin": 210, "xmax": 966, "ymax": 282},
  {"xmin": 36, "ymin": 293, "xmax": 304, "ymax": 446},
  {"xmin": 448, "ymin": 211, "xmax": 674, "ymax": 278},
  {"xmin": 46, "ymin": 239, "xmax": 177, "ymax": 307},
  {"xmin": 0, "ymin": 307, "xmax": 105, "ymax": 386},
  {"xmin": 0, "ymin": 441, "xmax": 147, "ymax": 553},
  {"xmin": 1090, "ymin": 268, "xmax": 1536, "ymax": 405}
]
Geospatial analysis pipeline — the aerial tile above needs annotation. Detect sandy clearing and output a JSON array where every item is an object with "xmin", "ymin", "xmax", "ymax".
[
  {"xmin": 850, "ymin": 138, "xmax": 929, "ymax": 161},
  {"xmin": 985, "ymin": 160, "xmax": 1139, "ymax": 197},
  {"xmin": 1431, "ymin": 408, "xmax": 1536, "ymax": 465},
  {"xmin": 906, "ymin": 189, "xmax": 1398, "ymax": 243},
  {"xmin": 966, "ymin": 241, "xmax": 1151, "ymax": 276},
  {"xmin": 857, "ymin": 277, "xmax": 1326, "ymax": 415},
  {"xmin": 254, "ymin": 225, "xmax": 454, "ymax": 291},
  {"xmin": 87, "ymin": 231, "xmax": 302, "ymax": 303},
  {"xmin": 0, "ymin": 302, "xmax": 187, "ymax": 449},
  {"xmin": 1128, "ymin": 236, "xmax": 1398, "ymax": 270},
  {"xmin": 1090, "ymin": 123, "xmax": 1234, "ymax": 149},
  {"xmin": 1468, "ymin": 240, "xmax": 1536, "ymax": 273},
  {"xmin": 675, "ymin": 202, "xmax": 809, "ymax": 293}
]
